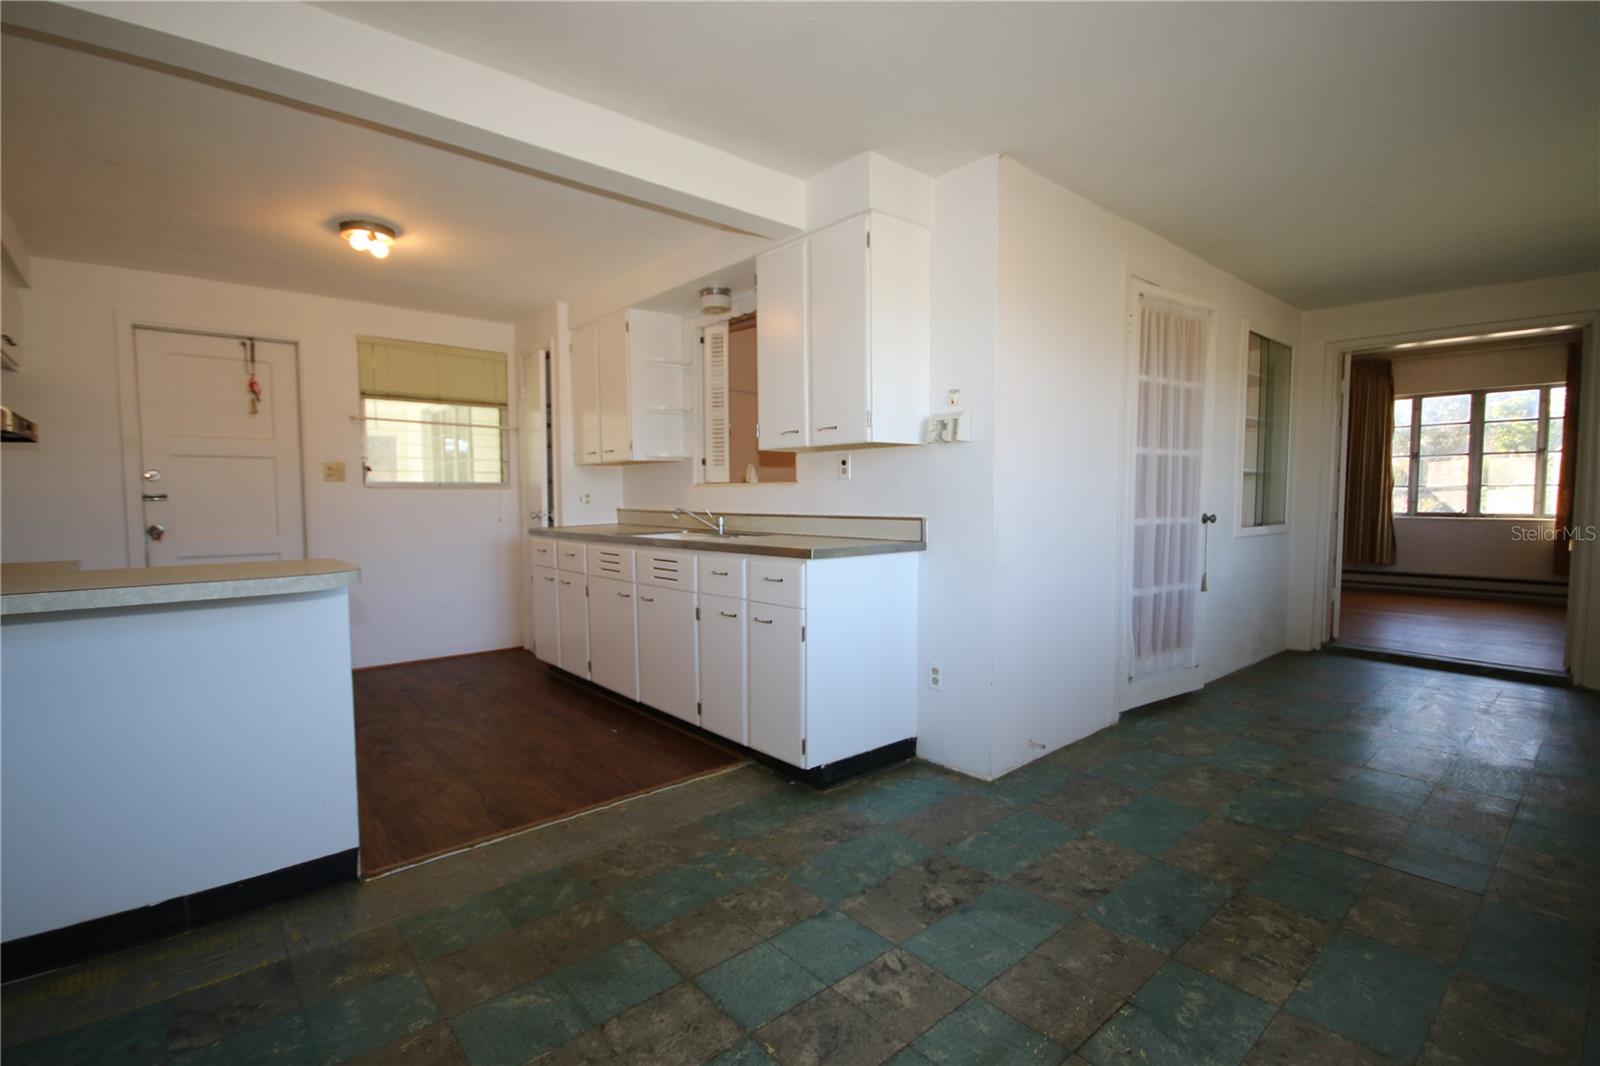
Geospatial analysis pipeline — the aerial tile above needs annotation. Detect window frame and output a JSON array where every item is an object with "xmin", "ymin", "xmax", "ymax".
[
  {"xmin": 1390, "ymin": 383, "xmax": 1563, "ymax": 518},
  {"xmin": 360, "ymin": 396, "xmax": 510, "ymax": 488},
  {"xmin": 1235, "ymin": 321, "xmax": 1295, "ymax": 538}
]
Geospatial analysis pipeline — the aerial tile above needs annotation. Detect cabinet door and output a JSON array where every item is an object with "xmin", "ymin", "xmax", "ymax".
[
  {"xmin": 557, "ymin": 573, "xmax": 590, "ymax": 677},
  {"xmin": 808, "ymin": 215, "xmax": 871, "ymax": 446},
  {"xmin": 756, "ymin": 240, "xmax": 809, "ymax": 450},
  {"xmin": 589, "ymin": 575, "xmax": 639, "ymax": 700},
  {"xmin": 571, "ymin": 323, "xmax": 602, "ymax": 465},
  {"xmin": 749, "ymin": 604, "xmax": 806, "ymax": 766},
  {"xmin": 597, "ymin": 310, "xmax": 631, "ymax": 462},
  {"xmin": 637, "ymin": 585, "xmax": 697, "ymax": 724},
  {"xmin": 532, "ymin": 566, "xmax": 561, "ymax": 667},
  {"xmin": 698, "ymin": 592, "xmax": 747, "ymax": 745}
]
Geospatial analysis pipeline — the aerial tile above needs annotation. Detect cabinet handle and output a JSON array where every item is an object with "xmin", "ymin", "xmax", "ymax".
[
  {"xmin": 639, "ymin": 595, "xmax": 654, "ymax": 602},
  {"xmin": 560, "ymin": 579, "xmax": 572, "ymax": 586},
  {"xmin": 753, "ymin": 617, "xmax": 773, "ymax": 625},
  {"xmin": 762, "ymin": 576, "xmax": 784, "ymax": 583},
  {"xmin": 543, "ymin": 576, "xmax": 554, "ymax": 582},
  {"xmin": 604, "ymin": 449, "xmax": 618, "ymax": 454},
  {"xmin": 817, "ymin": 425, "xmax": 838, "ymax": 432},
  {"xmin": 585, "ymin": 450, "xmax": 598, "ymax": 456},
  {"xmin": 618, "ymin": 591, "xmax": 631, "ymax": 599},
  {"xmin": 719, "ymin": 610, "xmax": 739, "ymax": 619},
  {"xmin": 781, "ymin": 429, "xmax": 800, "ymax": 435},
  {"xmin": 710, "ymin": 569, "xmax": 729, "ymax": 577}
]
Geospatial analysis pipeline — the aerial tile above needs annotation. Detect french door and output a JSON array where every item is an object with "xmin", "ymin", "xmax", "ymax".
[{"xmin": 1122, "ymin": 286, "xmax": 1213, "ymax": 708}]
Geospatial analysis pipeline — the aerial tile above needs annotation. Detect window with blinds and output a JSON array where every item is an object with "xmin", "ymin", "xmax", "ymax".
[{"xmin": 357, "ymin": 337, "xmax": 508, "ymax": 486}]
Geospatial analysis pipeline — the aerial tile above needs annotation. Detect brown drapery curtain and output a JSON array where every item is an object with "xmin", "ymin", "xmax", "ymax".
[
  {"xmin": 1343, "ymin": 358, "xmax": 1397, "ymax": 567},
  {"xmin": 1554, "ymin": 341, "xmax": 1581, "ymax": 576}
]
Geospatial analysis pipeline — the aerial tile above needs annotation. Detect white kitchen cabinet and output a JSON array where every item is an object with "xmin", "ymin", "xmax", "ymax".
[
  {"xmin": 755, "ymin": 211, "xmax": 930, "ymax": 451},
  {"xmin": 637, "ymin": 585, "xmax": 697, "ymax": 724},
  {"xmin": 698, "ymin": 592, "xmax": 748, "ymax": 745},
  {"xmin": 748, "ymin": 603, "xmax": 805, "ymax": 765},
  {"xmin": 572, "ymin": 308, "xmax": 690, "ymax": 464},
  {"xmin": 756, "ymin": 239, "xmax": 809, "ymax": 451},
  {"xmin": 557, "ymin": 572, "xmax": 589, "ymax": 678},
  {"xmin": 570, "ymin": 321, "xmax": 602, "ymax": 465},
  {"xmin": 588, "ymin": 574, "xmax": 639, "ymax": 701},
  {"xmin": 532, "ymin": 565, "xmax": 561, "ymax": 667}
]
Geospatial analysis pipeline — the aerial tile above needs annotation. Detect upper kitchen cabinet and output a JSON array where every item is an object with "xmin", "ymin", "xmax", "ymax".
[
  {"xmin": 756, "ymin": 211, "xmax": 930, "ymax": 451},
  {"xmin": 572, "ymin": 308, "xmax": 690, "ymax": 465}
]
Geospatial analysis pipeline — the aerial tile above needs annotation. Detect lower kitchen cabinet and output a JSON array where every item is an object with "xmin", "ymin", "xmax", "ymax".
[
  {"xmin": 532, "ymin": 565, "xmax": 561, "ymax": 667},
  {"xmin": 748, "ymin": 603, "xmax": 805, "ymax": 765},
  {"xmin": 698, "ymin": 593, "xmax": 748, "ymax": 745},
  {"xmin": 556, "ymin": 571, "xmax": 589, "ymax": 678},
  {"xmin": 637, "ymin": 584, "xmax": 697, "ymax": 724},
  {"xmin": 588, "ymin": 575, "xmax": 639, "ymax": 701}
]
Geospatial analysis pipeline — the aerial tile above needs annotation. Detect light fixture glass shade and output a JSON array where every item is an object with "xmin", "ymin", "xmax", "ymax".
[{"xmin": 339, "ymin": 220, "xmax": 397, "ymax": 259}]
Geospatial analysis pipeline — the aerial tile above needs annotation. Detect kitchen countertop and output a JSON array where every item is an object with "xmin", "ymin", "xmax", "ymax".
[
  {"xmin": 1, "ymin": 558, "xmax": 361, "ymax": 616},
  {"xmin": 534, "ymin": 524, "xmax": 926, "ymax": 560}
]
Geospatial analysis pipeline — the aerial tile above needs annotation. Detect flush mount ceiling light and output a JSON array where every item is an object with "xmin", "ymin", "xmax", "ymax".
[
  {"xmin": 699, "ymin": 286, "xmax": 732, "ymax": 315},
  {"xmin": 338, "ymin": 220, "xmax": 396, "ymax": 260}
]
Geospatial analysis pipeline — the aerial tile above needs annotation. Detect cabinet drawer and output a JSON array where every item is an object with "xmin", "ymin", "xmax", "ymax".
[
  {"xmin": 697, "ymin": 554, "xmax": 746, "ymax": 599},
  {"xmin": 555, "ymin": 541, "xmax": 587, "ymax": 572},
  {"xmin": 748, "ymin": 559, "xmax": 804, "ymax": 608},
  {"xmin": 639, "ymin": 550, "xmax": 697, "ymax": 591},
  {"xmin": 530, "ymin": 537, "xmax": 557, "ymax": 567},
  {"xmin": 587, "ymin": 544, "xmax": 635, "ymax": 581}
]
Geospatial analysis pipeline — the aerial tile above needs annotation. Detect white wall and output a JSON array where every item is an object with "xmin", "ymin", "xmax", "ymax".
[
  {"xmin": 621, "ymin": 156, "xmax": 1002, "ymax": 778},
  {"xmin": 1376, "ymin": 518, "xmax": 1560, "ymax": 582},
  {"xmin": 991, "ymin": 158, "xmax": 1302, "ymax": 775},
  {"xmin": 1, "ymin": 258, "xmax": 520, "ymax": 667},
  {"xmin": 1287, "ymin": 272, "xmax": 1600, "ymax": 652}
]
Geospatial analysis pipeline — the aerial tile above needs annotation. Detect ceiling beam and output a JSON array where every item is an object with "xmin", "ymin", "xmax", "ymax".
[{"xmin": 3, "ymin": 1, "xmax": 805, "ymax": 239}]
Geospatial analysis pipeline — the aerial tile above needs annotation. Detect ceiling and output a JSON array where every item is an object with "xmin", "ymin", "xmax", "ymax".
[
  {"xmin": 0, "ymin": 32, "xmax": 722, "ymax": 321},
  {"xmin": 321, "ymin": 1, "xmax": 1600, "ymax": 309}
]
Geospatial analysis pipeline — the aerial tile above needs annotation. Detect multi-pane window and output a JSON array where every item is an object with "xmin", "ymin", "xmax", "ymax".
[
  {"xmin": 1241, "ymin": 332, "xmax": 1292, "ymax": 528},
  {"xmin": 357, "ymin": 336, "xmax": 508, "ymax": 486},
  {"xmin": 1391, "ymin": 385, "xmax": 1565, "ymax": 517}
]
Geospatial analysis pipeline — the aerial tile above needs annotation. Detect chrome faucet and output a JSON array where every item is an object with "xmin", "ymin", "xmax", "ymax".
[{"xmin": 674, "ymin": 507, "xmax": 725, "ymax": 536}]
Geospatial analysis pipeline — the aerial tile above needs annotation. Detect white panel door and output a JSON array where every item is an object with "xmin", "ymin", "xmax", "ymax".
[
  {"xmin": 808, "ymin": 215, "xmax": 871, "ymax": 447},
  {"xmin": 134, "ymin": 329, "xmax": 304, "ymax": 565},
  {"xmin": 698, "ymin": 592, "xmax": 748, "ymax": 745},
  {"xmin": 557, "ymin": 573, "xmax": 590, "ymax": 677},
  {"xmin": 756, "ymin": 240, "xmax": 809, "ymax": 450},
  {"xmin": 571, "ymin": 323, "xmax": 601, "ymax": 465},
  {"xmin": 637, "ymin": 585, "xmax": 698, "ymax": 724},
  {"xmin": 532, "ymin": 565, "xmax": 561, "ymax": 667},
  {"xmin": 597, "ymin": 311, "xmax": 631, "ymax": 462},
  {"xmin": 589, "ymin": 575, "xmax": 639, "ymax": 700},
  {"xmin": 748, "ymin": 603, "xmax": 806, "ymax": 766}
]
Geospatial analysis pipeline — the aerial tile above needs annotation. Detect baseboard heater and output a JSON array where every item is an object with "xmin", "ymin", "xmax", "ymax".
[{"xmin": 1342, "ymin": 570, "xmax": 1567, "ymax": 606}]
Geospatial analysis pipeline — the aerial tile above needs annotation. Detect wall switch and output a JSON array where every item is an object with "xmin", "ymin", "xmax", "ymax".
[
  {"xmin": 838, "ymin": 454, "xmax": 852, "ymax": 480},
  {"xmin": 946, "ymin": 388, "xmax": 962, "ymax": 408},
  {"xmin": 928, "ymin": 662, "xmax": 943, "ymax": 690},
  {"xmin": 321, "ymin": 461, "xmax": 346, "ymax": 482}
]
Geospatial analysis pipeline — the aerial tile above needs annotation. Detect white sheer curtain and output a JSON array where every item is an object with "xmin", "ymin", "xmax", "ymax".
[{"xmin": 1130, "ymin": 293, "xmax": 1210, "ymax": 679}]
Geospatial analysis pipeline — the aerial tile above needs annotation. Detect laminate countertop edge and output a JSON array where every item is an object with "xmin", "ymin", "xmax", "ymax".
[
  {"xmin": 1, "ymin": 560, "xmax": 361, "ymax": 617},
  {"xmin": 529, "ymin": 525, "xmax": 926, "ymax": 560}
]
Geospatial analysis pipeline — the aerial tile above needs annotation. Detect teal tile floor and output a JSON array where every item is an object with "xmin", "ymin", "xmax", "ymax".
[{"xmin": 4, "ymin": 652, "xmax": 1598, "ymax": 1065}]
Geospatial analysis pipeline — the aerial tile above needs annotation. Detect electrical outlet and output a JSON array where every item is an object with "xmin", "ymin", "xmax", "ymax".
[
  {"xmin": 321, "ymin": 461, "xmax": 346, "ymax": 482},
  {"xmin": 838, "ymin": 454, "xmax": 852, "ymax": 480},
  {"xmin": 928, "ymin": 662, "xmax": 943, "ymax": 690},
  {"xmin": 947, "ymin": 388, "xmax": 962, "ymax": 408}
]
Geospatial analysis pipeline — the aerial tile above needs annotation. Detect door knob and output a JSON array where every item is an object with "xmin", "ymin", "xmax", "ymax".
[
  {"xmin": 146, "ymin": 523, "xmax": 166, "ymax": 542},
  {"xmin": 142, "ymin": 469, "xmax": 162, "ymax": 482}
]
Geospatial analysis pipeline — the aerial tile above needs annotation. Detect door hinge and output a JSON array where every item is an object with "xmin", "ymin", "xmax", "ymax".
[
  {"xmin": 585, "ymin": 584, "xmax": 589, "ymax": 597},
  {"xmin": 696, "ymin": 701, "xmax": 702, "ymax": 718},
  {"xmin": 587, "ymin": 659, "xmax": 592, "ymax": 672},
  {"xmin": 801, "ymin": 738, "xmax": 807, "ymax": 755},
  {"xmin": 866, "ymin": 231, "xmax": 871, "ymax": 248},
  {"xmin": 695, "ymin": 606, "xmax": 701, "ymax": 621},
  {"xmin": 866, "ymin": 410, "xmax": 872, "ymax": 429},
  {"xmin": 801, "ymin": 624, "xmax": 806, "ymax": 643}
]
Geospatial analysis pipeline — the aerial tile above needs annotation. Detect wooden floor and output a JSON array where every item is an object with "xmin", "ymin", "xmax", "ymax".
[
  {"xmin": 354, "ymin": 650, "xmax": 742, "ymax": 876},
  {"xmin": 1338, "ymin": 589, "xmax": 1567, "ymax": 673}
]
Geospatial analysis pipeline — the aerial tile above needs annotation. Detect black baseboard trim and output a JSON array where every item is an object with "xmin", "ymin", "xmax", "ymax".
[
  {"xmin": 543, "ymin": 660, "xmax": 916, "ymax": 791},
  {"xmin": 1324, "ymin": 640, "xmax": 1571, "ymax": 688},
  {"xmin": 2, "ymin": 848, "xmax": 358, "ymax": 984}
]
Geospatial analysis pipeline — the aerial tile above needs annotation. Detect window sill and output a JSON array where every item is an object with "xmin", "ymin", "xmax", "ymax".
[
  {"xmin": 363, "ymin": 481, "xmax": 509, "ymax": 489},
  {"xmin": 1236, "ymin": 523, "xmax": 1289, "ymax": 538}
]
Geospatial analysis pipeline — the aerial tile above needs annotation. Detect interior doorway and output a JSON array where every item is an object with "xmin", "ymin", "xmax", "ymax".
[{"xmin": 1327, "ymin": 321, "xmax": 1590, "ymax": 678}]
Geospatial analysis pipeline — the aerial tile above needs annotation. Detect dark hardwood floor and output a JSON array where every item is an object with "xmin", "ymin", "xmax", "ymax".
[
  {"xmin": 354, "ymin": 650, "xmax": 743, "ymax": 875},
  {"xmin": 1338, "ymin": 589, "xmax": 1567, "ymax": 673}
]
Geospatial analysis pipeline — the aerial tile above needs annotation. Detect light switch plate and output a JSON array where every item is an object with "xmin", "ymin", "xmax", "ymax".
[
  {"xmin": 322, "ymin": 461, "xmax": 346, "ymax": 482},
  {"xmin": 838, "ymin": 454, "xmax": 852, "ymax": 480}
]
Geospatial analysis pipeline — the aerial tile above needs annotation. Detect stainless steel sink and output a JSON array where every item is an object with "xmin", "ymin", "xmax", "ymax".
[{"xmin": 637, "ymin": 530, "xmax": 756, "ymax": 541}]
